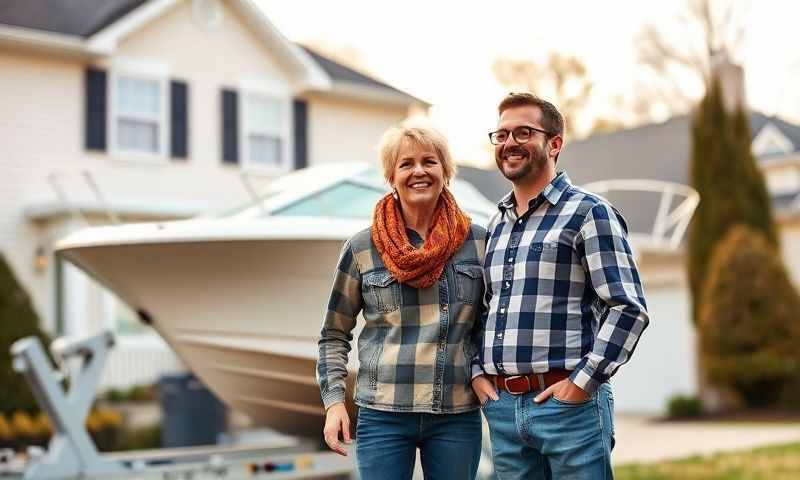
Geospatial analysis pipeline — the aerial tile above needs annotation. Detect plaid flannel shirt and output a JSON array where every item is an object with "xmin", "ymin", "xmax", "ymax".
[
  {"xmin": 471, "ymin": 171, "xmax": 649, "ymax": 395},
  {"xmin": 318, "ymin": 224, "xmax": 486, "ymax": 413}
]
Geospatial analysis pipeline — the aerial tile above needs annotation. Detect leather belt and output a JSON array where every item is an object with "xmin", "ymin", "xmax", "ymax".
[{"xmin": 490, "ymin": 369, "xmax": 571, "ymax": 395}]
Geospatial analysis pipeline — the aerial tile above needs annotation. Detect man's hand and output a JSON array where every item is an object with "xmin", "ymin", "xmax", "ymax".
[
  {"xmin": 471, "ymin": 375, "xmax": 499, "ymax": 405},
  {"xmin": 534, "ymin": 378, "xmax": 589, "ymax": 403},
  {"xmin": 323, "ymin": 403, "xmax": 351, "ymax": 456}
]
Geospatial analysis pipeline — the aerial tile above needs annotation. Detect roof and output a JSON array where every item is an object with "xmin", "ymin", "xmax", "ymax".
[
  {"xmin": 459, "ymin": 112, "xmax": 800, "ymax": 236},
  {"xmin": 457, "ymin": 165, "xmax": 510, "ymax": 205},
  {"xmin": 0, "ymin": 0, "xmax": 423, "ymax": 104},
  {"xmin": 559, "ymin": 112, "xmax": 800, "ymax": 188},
  {"xmin": 0, "ymin": 0, "xmax": 146, "ymax": 37},
  {"xmin": 300, "ymin": 46, "xmax": 425, "ymax": 104}
]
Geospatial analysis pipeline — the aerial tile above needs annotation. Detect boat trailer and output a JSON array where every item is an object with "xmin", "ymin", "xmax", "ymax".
[{"xmin": 2, "ymin": 332, "xmax": 353, "ymax": 479}]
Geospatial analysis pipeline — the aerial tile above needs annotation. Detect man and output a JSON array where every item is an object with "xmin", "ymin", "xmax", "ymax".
[{"xmin": 471, "ymin": 92, "xmax": 649, "ymax": 479}]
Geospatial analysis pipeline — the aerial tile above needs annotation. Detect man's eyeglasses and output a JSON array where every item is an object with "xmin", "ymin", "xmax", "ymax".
[{"xmin": 488, "ymin": 126, "xmax": 553, "ymax": 145}]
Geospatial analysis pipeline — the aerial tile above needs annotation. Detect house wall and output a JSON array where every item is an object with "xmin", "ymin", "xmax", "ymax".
[
  {"xmin": 305, "ymin": 94, "xmax": 409, "ymax": 166},
  {"xmin": 611, "ymin": 251, "xmax": 697, "ymax": 413},
  {"xmin": 616, "ymin": 218, "xmax": 800, "ymax": 414},
  {"xmin": 0, "ymin": 0, "xmax": 412, "ymax": 391}
]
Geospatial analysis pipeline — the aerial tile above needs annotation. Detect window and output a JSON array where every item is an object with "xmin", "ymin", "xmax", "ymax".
[
  {"xmin": 112, "ymin": 72, "xmax": 167, "ymax": 158},
  {"xmin": 243, "ymin": 94, "xmax": 288, "ymax": 169}
]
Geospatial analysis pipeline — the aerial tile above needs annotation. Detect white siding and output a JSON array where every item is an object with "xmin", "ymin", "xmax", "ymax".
[
  {"xmin": 0, "ymin": 1, "xmax": 412, "ymax": 390},
  {"xmin": 307, "ymin": 95, "xmax": 409, "ymax": 166}
]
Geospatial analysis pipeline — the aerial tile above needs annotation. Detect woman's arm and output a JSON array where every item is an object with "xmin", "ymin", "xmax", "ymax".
[{"xmin": 317, "ymin": 240, "xmax": 362, "ymax": 455}]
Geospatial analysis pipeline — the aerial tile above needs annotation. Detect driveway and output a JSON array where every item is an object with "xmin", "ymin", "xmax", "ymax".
[{"xmin": 612, "ymin": 414, "xmax": 800, "ymax": 464}]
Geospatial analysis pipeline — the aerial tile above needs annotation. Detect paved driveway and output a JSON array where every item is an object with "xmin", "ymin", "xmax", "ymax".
[{"xmin": 613, "ymin": 414, "xmax": 800, "ymax": 464}]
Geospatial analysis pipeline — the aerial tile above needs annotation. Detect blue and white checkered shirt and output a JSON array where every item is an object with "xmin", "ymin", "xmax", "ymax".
[{"xmin": 471, "ymin": 171, "xmax": 649, "ymax": 395}]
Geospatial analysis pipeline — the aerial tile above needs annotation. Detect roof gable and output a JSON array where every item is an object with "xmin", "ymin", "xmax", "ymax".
[
  {"xmin": 0, "ymin": 0, "xmax": 423, "ymax": 105},
  {"xmin": 752, "ymin": 122, "xmax": 794, "ymax": 156},
  {"xmin": 0, "ymin": 0, "xmax": 147, "ymax": 37}
]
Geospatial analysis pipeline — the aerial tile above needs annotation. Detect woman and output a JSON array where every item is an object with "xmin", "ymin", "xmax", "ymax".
[{"xmin": 317, "ymin": 125, "xmax": 486, "ymax": 480}]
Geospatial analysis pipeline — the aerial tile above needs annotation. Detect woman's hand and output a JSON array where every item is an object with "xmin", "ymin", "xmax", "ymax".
[
  {"xmin": 323, "ymin": 403, "xmax": 351, "ymax": 456},
  {"xmin": 471, "ymin": 375, "xmax": 499, "ymax": 405}
]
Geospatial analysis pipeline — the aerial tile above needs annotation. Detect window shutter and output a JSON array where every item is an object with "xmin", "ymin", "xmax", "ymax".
[
  {"xmin": 293, "ymin": 98, "xmax": 308, "ymax": 170},
  {"xmin": 170, "ymin": 80, "xmax": 189, "ymax": 159},
  {"xmin": 221, "ymin": 89, "xmax": 239, "ymax": 164},
  {"xmin": 85, "ymin": 67, "xmax": 107, "ymax": 151}
]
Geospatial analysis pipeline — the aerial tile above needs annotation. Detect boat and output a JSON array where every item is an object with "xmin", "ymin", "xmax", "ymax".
[{"xmin": 55, "ymin": 162, "xmax": 497, "ymax": 437}]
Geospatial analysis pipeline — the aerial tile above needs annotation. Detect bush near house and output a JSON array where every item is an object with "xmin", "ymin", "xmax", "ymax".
[
  {"xmin": 104, "ymin": 384, "xmax": 158, "ymax": 403},
  {"xmin": 666, "ymin": 394, "xmax": 703, "ymax": 419},
  {"xmin": 687, "ymin": 79, "xmax": 778, "ymax": 325},
  {"xmin": 0, "ymin": 253, "xmax": 51, "ymax": 416},
  {"xmin": 699, "ymin": 226, "xmax": 800, "ymax": 407}
]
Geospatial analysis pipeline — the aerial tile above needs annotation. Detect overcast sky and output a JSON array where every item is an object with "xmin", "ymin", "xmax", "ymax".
[{"xmin": 256, "ymin": 0, "xmax": 800, "ymax": 167}]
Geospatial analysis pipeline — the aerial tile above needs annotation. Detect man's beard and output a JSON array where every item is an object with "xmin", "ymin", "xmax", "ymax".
[{"xmin": 497, "ymin": 143, "xmax": 548, "ymax": 182}]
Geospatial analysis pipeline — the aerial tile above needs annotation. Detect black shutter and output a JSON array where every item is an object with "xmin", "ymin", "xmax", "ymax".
[
  {"xmin": 170, "ymin": 80, "xmax": 189, "ymax": 159},
  {"xmin": 221, "ymin": 89, "xmax": 239, "ymax": 164},
  {"xmin": 293, "ymin": 98, "xmax": 308, "ymax": 170},
  {"xmin": 85, "ymin": 67, "xmax": 107, "ymax": 151}
]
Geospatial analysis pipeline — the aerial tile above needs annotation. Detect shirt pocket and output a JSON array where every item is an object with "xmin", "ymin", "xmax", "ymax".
[
  {"xmin": 364, "ymin": 269, "xmax": 401, "ymax": 313},
  {"xmin": 525, "ymin": 242, "xmax": 561, "ymax": 288},
  {"xmin": 454, "ymin": 263, "xmax": 484, "ymax": 305}
]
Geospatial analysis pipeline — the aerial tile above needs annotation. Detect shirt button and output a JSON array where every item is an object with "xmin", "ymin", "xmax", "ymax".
[
  {"xmin": 500, "ymin": 308, "xmax": 505, "ymax": 314},
  {"xmin": 496, "ymin": 333, "xmax": 503, "ymax": 339},
  {"xmin": 518, "ymin": 219, "xmax": 523, "ymax": 224},
  {"xmin": 442, "ymin": 304, "xmax": 448, "ymax": 311},
  {"xmin": 508, "ymin": 257, "xmax": 514, "ymax": 263},
  {"xmin": 505, "ymin": 282, "xmax": 511, "ymax": 288}
]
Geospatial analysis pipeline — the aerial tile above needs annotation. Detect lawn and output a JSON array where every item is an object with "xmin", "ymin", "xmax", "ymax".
[{"xmin": 615, "ymin": 442, "xmax": 800, "ymax": 480}]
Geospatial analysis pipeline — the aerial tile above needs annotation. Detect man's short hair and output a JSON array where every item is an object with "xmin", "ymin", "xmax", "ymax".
[
  {"xmin": 378, "ymin": 125, "xmax": 456, "ymax": 185},
  {"xmin": 497, "ymin": 92, "xmax": 565, "ymax": 139}
]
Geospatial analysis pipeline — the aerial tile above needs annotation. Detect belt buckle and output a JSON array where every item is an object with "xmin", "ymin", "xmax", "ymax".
[{"xmin": 504, "ymin": 375, "xmax": 531, "ymax": 395}]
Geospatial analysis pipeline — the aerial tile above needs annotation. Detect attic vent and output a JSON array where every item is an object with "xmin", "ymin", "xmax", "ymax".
[{"xmin": 193, "ymin": 0, "xmax": 222, "ymax": 30}]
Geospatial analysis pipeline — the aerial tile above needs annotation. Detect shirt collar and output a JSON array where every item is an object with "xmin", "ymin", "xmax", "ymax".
[
  {"xmin": 498, "ymin": 171, "xmax": 572, "ymax": 212},
  {"xmin": 406, "ymin": 227, "xmax": 424, "ymax": 248}
]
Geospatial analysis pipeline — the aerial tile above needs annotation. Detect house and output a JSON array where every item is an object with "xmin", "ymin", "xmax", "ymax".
[
  {"xmin": 462, "ymin": 110, "xmax": 800, "ymax": 413},
  {"xmin": 0, "ymin": 0, "xmax": 427, "ymax": 389}
]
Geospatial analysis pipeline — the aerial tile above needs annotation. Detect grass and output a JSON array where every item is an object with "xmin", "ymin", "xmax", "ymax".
[{"xmin": 615, "ymin": 442, "xmax": 800, "ymax": 480}]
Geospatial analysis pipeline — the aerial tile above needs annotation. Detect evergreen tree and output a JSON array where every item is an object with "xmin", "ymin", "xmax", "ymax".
[
  {"xmin": 687, "ymin": 79, "xmax": 778, "ymax": 324},
  {"xmin": 699, "ymin": 226, "xmax": 800, "ymax": 407},
  {"xmin": 0, "ymin": 252, "xmax": 50, "ymax": 415}
]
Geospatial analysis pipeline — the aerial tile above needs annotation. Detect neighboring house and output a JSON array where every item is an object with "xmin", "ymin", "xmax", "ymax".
[
  {"xmin": 462, "ymin": 112, "xmax": 800, "ymax": 414},
  {"xmin": 0, "ymin": 0, "xmax": 427, "ymax": 389}
]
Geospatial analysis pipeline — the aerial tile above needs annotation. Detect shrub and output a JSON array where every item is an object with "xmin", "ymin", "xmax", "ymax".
[
  {"xmin": 0, "ymin": 415, "xmax": 12, "ymax": 449},
  {"xmin": 667, "ymin": 394, "xmax": 702, "ymax": 419},
  {"xmin": 699, "ymin": 226, "xmax": 800, "ymax": 407},
  {"xmin": 687, "ymin": 80, "xmax": 778, "ymax": 325},
  {"xmin": 85, "ymin": 408, "xmax": 123, "ymax": 452},
  {"xmin": 0, "ymin": 253, "xmax": 52, "ymax": 415},
  {"xmin": 116, "ymin": 424, "xmax": 162, "ymax": 451}
]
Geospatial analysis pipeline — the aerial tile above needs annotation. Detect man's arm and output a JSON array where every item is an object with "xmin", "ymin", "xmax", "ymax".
[{"xmin": 570, "ymin": 202, "xmax": 650, "ymax": 395}]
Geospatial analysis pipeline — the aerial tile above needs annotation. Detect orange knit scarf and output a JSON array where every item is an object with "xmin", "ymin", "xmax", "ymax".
[{"xmin": 372, "ymin": 188, "xmax": 471, "ymax": 289}]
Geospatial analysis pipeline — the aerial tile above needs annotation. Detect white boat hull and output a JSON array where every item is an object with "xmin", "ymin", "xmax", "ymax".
[{"xmin": 58, "ymin": 221, "xmax": 366, "ymax": 438}]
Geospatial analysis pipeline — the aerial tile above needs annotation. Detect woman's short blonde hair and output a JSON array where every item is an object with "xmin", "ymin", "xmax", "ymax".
[{"xmin": 378, "ymin": 125, "xmax": 457, "ymax": 185}]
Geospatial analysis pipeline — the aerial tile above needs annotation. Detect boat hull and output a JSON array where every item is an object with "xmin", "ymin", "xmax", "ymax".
[{"xmin": 59, "ymin": 235, "xmax": 362, "ymax": 438}]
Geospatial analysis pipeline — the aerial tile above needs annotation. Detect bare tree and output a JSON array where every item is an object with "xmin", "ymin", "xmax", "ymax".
[
  {"xmin": 636, "ymin": 0, "xmax": 749, "ymax": 113},
  {"xmin": 492, "ymin": 53, "xmax": 594, "ymax": 137}
]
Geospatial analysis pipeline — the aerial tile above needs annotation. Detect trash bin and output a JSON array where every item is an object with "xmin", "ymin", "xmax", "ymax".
[{"xmin": 158, "ymin": 373, "xmax": 227, "ymax": 447}]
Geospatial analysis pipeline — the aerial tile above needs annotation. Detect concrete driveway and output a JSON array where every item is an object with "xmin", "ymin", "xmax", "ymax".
[{"xmin": 612, "ymin": 414, "xmax": 800, "ymax": 464}]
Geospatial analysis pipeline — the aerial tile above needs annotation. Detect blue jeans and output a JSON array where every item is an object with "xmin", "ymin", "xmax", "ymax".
[
  {"xmin": 355, "ymin": 407, "xmax": 482, "ymax": 480},
  {"xmin": 482, "ymin": 382, "xmax": 615, "ymax": 480}
]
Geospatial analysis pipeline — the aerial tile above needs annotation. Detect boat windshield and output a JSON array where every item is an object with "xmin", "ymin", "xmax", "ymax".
[
  {"xmin": 202, "ymin": 165, "xmax": 493, "ymax": 225},
  {"xmin": 273, "ymin": 181, "xmax": 385, "ymax": 218}
]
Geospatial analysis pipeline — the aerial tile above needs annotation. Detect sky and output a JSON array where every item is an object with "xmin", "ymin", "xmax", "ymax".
[{"xmin": 255, "ymin": 0, "xmax": 800, "ymax": 167}]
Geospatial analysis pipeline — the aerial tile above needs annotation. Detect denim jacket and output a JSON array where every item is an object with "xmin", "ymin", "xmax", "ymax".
[{"xmin": 317, "ymin": 224, "xmax": 486, "ymax": 413}]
